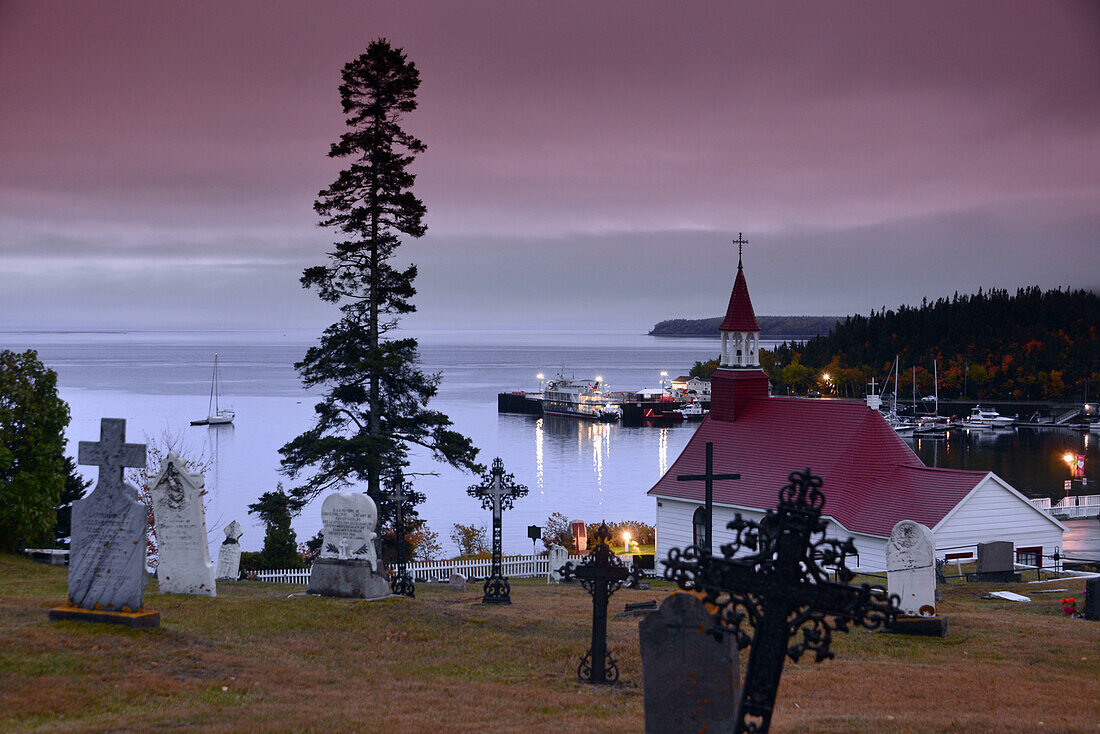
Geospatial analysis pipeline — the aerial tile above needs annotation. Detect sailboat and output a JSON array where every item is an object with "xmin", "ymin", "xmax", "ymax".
[{"xmin": 191, "ymin": 353, "xmax": 235, "ymax": 426}]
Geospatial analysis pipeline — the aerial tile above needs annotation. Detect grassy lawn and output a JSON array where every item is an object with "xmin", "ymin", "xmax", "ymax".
[{"xmin": 1, "ymin": 553, "xmax": 1097, "ymax": 733}]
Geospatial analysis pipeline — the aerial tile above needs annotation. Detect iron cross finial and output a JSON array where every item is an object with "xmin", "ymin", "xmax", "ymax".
[{"xmin": 732, "ymin": 233, "xmax": 748, "ymax": 268}]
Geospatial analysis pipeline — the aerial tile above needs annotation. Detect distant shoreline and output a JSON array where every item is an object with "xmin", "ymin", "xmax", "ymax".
[{"xmin": 648, "ymin": 315, "xmax": 842, "ymax": 339}]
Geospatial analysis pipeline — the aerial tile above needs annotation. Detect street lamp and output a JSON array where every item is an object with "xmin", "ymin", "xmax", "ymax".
[
  {"xmin": 622, "ymin": 530, "xmax": 632, "ymax": 553},
  {"xmin": 537, "ymin": 373, "xmax": 544, "ymax": 390}
]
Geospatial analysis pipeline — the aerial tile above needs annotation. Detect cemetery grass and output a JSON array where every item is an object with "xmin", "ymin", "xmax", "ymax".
[{"xmin": 1, "ymin": 555, "xmax": 1098, "ymax": 734}]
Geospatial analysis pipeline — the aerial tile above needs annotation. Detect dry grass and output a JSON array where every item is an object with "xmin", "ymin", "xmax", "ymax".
[{"xmin": 1, "ymin": 554, "xmax": 1097, "ymax": 733}]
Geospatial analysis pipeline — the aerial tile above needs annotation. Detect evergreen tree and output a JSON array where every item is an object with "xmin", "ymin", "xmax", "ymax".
[
  {"xmin": 54, "ymin": 456, "xmax": 91, "ymax": 549},
  {"xmin": 248, "ymin": 484, "xmax": 303, "ymax": 570},
  {"xmin": 280, "ymin": 39, "xmax": 481, "ymax": 528},
  {"xmin": 0, "ymin": 349, "xmax": 70, "ymax": 552}
]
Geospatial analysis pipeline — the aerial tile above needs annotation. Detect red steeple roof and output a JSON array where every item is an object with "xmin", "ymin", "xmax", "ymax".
[{"xmin": 719, "ymin": 257, "xmax": 760, "ymax": 332}]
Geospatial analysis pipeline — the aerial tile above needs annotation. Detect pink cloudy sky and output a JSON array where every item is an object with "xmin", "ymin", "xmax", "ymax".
[{"xmin": 1, "ymin": 0, "xmax": 1097, "ymax": 330}]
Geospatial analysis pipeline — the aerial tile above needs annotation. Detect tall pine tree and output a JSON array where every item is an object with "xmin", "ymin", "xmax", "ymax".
[{"xmin": 280, "ymin": 40, "xmax": 481, "ymax": 527}]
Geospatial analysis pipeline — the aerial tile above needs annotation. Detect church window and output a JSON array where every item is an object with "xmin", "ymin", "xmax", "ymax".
[{"xmin": 692, "ymin": 507, "xmax": 707, "ymax": 548}]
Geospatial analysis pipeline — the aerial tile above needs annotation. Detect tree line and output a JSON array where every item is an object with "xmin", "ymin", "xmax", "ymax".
[
  {"xmin": 651, "ymin": 315, "xmax": 840, "ymax": 338},
  {"xmin": 691, "ymin": 287, "xmax": 1100, "ymax": 401}
]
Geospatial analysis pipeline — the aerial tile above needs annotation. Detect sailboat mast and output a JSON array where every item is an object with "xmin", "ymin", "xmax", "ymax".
[{"xmin": 208, "ymin": 354, "xmax": 218, "ymax": 416}]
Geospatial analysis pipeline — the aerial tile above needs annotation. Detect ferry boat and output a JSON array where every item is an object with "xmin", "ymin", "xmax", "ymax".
[
  {"xmin": 960, "ymin": 405, "xmax": 1016, "ymax": 430},
  {"xmin": 542, "ymin": 375, "xmax": 621, "ymax": 422}
]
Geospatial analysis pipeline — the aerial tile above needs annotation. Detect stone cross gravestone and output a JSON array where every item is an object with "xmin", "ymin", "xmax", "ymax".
[
  {"xmin": 467, "ymin": 457, "xmax": 528, "ymax": 604},
  {"xmin": 308, "ymin": 492, "xmax": 389, "ymax": 599},
  {"xmin": 560, "ymin": 523, "xmax": 637, "ymax": 683},
  {"xmin": 664, "ymin": 468, "xmax": 898, "ymax": 734},
  {"xmin": 639, "ymin": 593, "xmax": 739, "ymax": 734},
  {"xmin": 547, "ymin": 544, "xmax": 569, "ymax": 584},
  {"xmin": 149, "ymin": 452, "xmax": 215, "ymax": 596},
  {"xmin": 49, "ymin": 418, "xmax": 158, "ymax": 628},
  {"xmin": 886, "ymin": 520, "xmax": 947, "ymax": 636},
  {"xmin": 216, "ymin": 520, "xmax": 243, "ymax": 580}
]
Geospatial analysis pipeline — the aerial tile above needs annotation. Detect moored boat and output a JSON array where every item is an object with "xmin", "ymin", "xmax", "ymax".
[
  {"xmin": 542, "ymin": 374, "xmax": 621, "ymax": 422},
  {"xmin": 191, "ymin": 353, "xmax": 234, "ymax": 426},
  {"xmin": 959, "ymin": 405, "xmax": 1015, "ymax": 430}
]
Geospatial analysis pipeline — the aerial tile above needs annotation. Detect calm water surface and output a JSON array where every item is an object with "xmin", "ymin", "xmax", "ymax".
[{"xmin": 3, "ymin": 329, "xmax": 1097, "ymax": 560}]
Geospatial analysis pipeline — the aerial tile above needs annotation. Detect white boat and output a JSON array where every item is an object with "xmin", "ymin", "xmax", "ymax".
[
  {"xmin": 678, "ymin": 400, "xmax": 706, "ymax": 421},
  {"xmin": 877, "ymin": 356, "xmax": 915, "ymax": 436},
  {"xmin": 191, "ymin": 353, "xmax": 234, "ymax": 426},
  {"xmin": 960, "ymin": 405, "xmax": 1015, "ymax": 430},
  {"xmin": 542, "ymin": 373, "xmax": 621, "ymax": 422}
]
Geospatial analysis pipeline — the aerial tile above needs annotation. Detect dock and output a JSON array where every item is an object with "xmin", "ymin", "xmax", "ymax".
[{"xmin": 1031, "ymin": 494, "xmax": 1100, "ymax": 521}]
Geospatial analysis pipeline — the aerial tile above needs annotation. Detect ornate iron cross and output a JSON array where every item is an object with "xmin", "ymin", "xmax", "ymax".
[
  {"xmin": 467, "ymin": 457, "xmax": 528, "ymax": 604},
  {"xmin": 560, "ymin": 523, "xmax": 637, "ymax": 684},
  {"xmin": 384, "ymin": 476, "xmax": 414, "ymax": 598},
  {"xmin": 677, "ymin": 441, "xmax": 740, "ymax": 553},
  {"xmin": 77, "ymin": 418, "xmax": 146, "ymax": 492},
  {"xmin": 664, "ymin": 468, "xmax": 899, "ymax": 734}
]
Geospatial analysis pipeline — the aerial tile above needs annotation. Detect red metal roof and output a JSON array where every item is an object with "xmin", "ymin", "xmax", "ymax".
[
  {"xmin": 648, "ymin": 397, "xmax": 986, "ymax": 537},
  {"xmin": 719, "ymin": 264, "xmax": 761, "ymax": 332}
]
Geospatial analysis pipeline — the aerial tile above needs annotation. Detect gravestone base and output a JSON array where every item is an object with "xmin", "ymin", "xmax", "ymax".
[
  {"xmin": 966, "ymin": 571, "xmax": 1021, "ymax": 583},
  {"xmin": 887, "ymin": 614, "xmax": 948, "ymax": 637},
  {"xmin": 307, "ymin": 559, "xmax": 389, "ymax": 600},
  {"xmin": 48, "ymin": 604, "xmax": 160, "ymax": 629}
]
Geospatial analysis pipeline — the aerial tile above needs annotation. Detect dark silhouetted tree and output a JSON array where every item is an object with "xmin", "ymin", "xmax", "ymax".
[
  {"xmin": 279, "ymin": 39, "xmax": 481, "ymax": 533},
  {"xmin": 248, "ymin": 484, "xmax": 304, "ymax": 570}
]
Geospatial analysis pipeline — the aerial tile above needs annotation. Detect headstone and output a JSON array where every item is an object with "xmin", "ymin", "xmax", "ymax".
[
  {"xmin": 1084, "ymin": 577, "xmax": 1099, "ymax": 621},
  {"xmin": 49, "ymin": 418, "xmax": 158, "ymax": 628},
  {"xmin": 149, "ymin": 452, "xmax": 215, "ymax": 596},
  {"xmin": 663, "ymin": 468, "xmax": 898, "ymax": 734},
  {"xmin": 967, "ymin": 541, "xmax": 1020, "ymax": 582},
  {"xmin": 886, "ymin": 520, "xmax": 947, "ymax": 636},
  {"xmin": 547, "ymin": 544, "xmax": 569, "ymax": 584},
  {"xmin": 640, "ymin": 593, "xmax": 739, "ymax": 734},
  {"xmin": 449, "ymin": 572, "xmax": 467, "ymax": 592},
  {"xmin": 467, "ymin": 458, "xmax": 528, "ymax": 605},
  {"xmin": 216, "ymin": 520, "xmax": 243, "ymax": 580},
  {"xmin": 318, "ymin": 492, "xmax": 378, "ymax": 567},
  {"xmin": 307, "ymin": 492, "xmax": 389, "ymax": 600}
]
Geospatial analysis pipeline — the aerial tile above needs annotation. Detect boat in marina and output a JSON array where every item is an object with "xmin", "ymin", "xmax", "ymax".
[
  {"xmin": 677, "ymin": 400, "xmax": 706, "ymax": 421},
  {"xmin": 191, "ymin": 353, "xmax": 234, "ymax": 426},
  {"xmin": 960, "ymin": 405, "xmax": 1016, "ymax": 430},
  {"xmin": 542, "ymin": 374, "xmax": 621, "ymax": 422}
]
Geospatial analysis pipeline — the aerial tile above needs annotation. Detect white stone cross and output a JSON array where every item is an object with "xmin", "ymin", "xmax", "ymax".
[{"xmin": 78, "ymin": 418, "xmax": 146, "ymax": 489}]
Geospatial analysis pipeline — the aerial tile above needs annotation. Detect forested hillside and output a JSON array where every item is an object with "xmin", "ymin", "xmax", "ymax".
[
  {"xmin": 650, "ymin": 315, "xmax": 840, "ymax": 338},
  {"xmin": 691, "ymin": 288, "xmax": 1100, "ymax": 401}
]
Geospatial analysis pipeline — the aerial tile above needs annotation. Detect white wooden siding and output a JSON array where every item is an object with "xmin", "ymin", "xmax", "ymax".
[{"xmin": 933, "ymin": 474, "xmax": 1064, "ymax": 559}]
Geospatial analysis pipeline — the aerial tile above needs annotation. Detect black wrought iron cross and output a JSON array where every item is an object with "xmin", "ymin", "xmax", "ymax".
[
  {"xmin": 384, "ymin": 475, "xmax": 414, "ymax": 598},
  {"xmin": 677, "ymin": 441, "xmax": 740, "ymax": 554},
  {"xmin": 560, "ymin": 523, "xmax": 637, "ymax": 684},
  {"xmin": 664, "ymin": 468, "xmax": 898, "ymax": 734},
  {"xmin": 467, "ymin": 457, "xmax": 528, "ymax": 604}
]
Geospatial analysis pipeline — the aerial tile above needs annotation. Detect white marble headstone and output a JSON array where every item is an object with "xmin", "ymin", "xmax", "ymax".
[
  {"xmin": 149, "ymin": 452, "xmax": 216, "ymax": 596},
  {"xmin": 548, "ymin": 544, "xmax": 569, "ymax": 584},
  {"xmin": 69, "ymin": 418, "xmax": 148, "ymax": 612},
  {"xmin": 319, "ymin": 492, "xmax": 378, "ymax": 568},
  {"xmin": 216, "ymin": 520, "xmax": 244, "ymax": 580},
  {"xmin": 886, "ymin": 520, "xmax": 937, "ymax": 617}
]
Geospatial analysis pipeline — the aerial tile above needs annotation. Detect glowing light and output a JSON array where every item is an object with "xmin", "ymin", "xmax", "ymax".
[
  {"xmin": 595, "ymin": 375, "xmax": 602, "ymax": 383},
  {"xmin": 822, "ymin": 372, "xmax": 831, "ymax": 382},
  {"xmin": 1063, "ymin": 452, "xmax": 1075, "ymax": 465},
  {"xmin": 660, "ymin": 371, "xmax": 668, "ymax": 377},
  {"xmin": 623, "ymin": 530, "xmax": 632, "ymax": 550},
  {"xmin": 536, "ymin": 373, "xmax": 544, "ymax": 380}
]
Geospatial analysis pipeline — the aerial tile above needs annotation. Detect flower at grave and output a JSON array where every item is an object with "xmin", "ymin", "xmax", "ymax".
[{"xmin": 1061, "ymin": 597, "xmax": 1077, "ymax": 616}]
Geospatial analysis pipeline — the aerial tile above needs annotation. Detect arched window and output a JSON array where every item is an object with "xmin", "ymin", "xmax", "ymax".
[{"xmin": 692, "ymin": 507, "xmax": 707, "ymax": 549}]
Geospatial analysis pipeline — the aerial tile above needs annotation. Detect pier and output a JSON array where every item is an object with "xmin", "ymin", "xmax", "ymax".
[{"xmin": 1031, "ymin": 494, "xmax": 1100, "ymax": 521}]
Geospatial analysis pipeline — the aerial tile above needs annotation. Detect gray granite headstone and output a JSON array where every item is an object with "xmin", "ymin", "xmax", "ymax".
[
  {"xmin": 547, "ymin": 544, "xmax": 569, "ymax": 584},
  {"xmin": 449, "ymin": 572, "xmax": 467, "ymax": 592},
  {"xmin": 968, "ymin": 541, "xmax": 1020, "ymax": 582},
  {"xmin": 149, "ymin": 452, "xmax": 215, "ymax": 596},
  {"xmin": 68, "ymin": 418, "xmax": 148, "ymax": 612},
  {"xmin": 216, "ymin": 520, "xmax": 243, "ymax": 580},
  {"xmin": 639, "ymin": 592, "xmax": 739, "ymax": 734}
]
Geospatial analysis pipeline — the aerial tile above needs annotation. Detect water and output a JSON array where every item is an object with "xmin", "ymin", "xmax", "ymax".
[{"xmin": 3, "ymin": 329, "xmax": 1097, "ymax": 560}]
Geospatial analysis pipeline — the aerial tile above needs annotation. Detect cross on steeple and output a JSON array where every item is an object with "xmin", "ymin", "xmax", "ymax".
[
  {"xmin": 677, "ymin": 441, "xmax": 740, "ymax": 553},
  {"xmin": 78, "ymin": 418, "xmax": 146, "ymax": 490},
  {"xmin": 732, "ymin": 232, "xmax": 749, "ymax": 268}
]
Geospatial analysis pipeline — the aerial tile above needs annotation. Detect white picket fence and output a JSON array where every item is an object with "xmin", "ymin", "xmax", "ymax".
[{"xmin": 252, "ymin": 553, "xmax": 589, "ymax": 585}]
